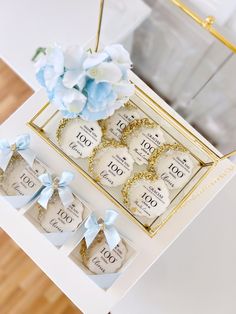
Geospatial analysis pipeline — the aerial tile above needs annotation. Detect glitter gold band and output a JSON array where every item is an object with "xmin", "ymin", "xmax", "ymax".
[
  {"xmin": 99, "ymin": 102, "xmax": 138, "ymax": 141},
  {"xmin": 120, "ymin": 118, "xmax": 158, "ymax": 145},
  {"xmin": 80, "ymin": 230, "xmax": 105, "ymax": 268},
  {"xmin": 56, "ymin": 118, "xmax": 71, "ymax": 145},
  {"xmin": 148, "ymin": 143, "xmax": 187, "ymax": 173},
  {"xmin": 122, "ymin": 171, "xmax": 159, "ymax": 212},
  {"xmin": 88, "ymin": 139, "xmax": 128, "ymax": 182}
]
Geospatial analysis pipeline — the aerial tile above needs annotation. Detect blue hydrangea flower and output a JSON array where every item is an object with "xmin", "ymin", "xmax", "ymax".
[
  {"xmin": 35, "ymin": 46, "xmax": 64, "ymax": 93},
  {"xmin": 52, "ymin": 79, "xmax": 87, "ymax": 118},
  {"xmin": 62, "ymin": 46, "xmax": 87, "ymax": 89},
  {"xmin": 80, "ymin": 79, "xmax": 116, "ymax": 120},
  {"xmin": 35, "ymin": 43, "xmax": 135, "ymax": 121}
]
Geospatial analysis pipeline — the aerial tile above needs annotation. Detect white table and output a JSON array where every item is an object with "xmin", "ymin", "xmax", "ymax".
[{"xmin": 112, "ymin": 174, "xmax": 236, "ymax": 314}]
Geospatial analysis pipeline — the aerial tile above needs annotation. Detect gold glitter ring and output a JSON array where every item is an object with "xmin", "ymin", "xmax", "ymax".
[
  {"xmin": 99, "ymin": 101, "xmax": 138, "ymax": 140},
  {"xmin": 122, "ymin": 171, "xmax": 159, "ymax": 211},
  {"xmin": 147, "ymin": 143, "xmax": 187, "ymax": 174},
  {"xmin": 88, "ymin": 139, "xmax": 128, "ymax": 183},
  {"xmin": 120, "ymin": 118, "xmax": 158, "ymax": 146}
]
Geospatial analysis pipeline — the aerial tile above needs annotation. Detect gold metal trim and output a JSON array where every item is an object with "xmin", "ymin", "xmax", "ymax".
[
  {"xmin": 41, "ymin": 110, "xmax": 59, "ymax": 130},
  {"xmin": 95, "ymin": 0, "xmax": 105, "ymax": 52},
  {"xmin": 221, "ymin": 150, "xmax": 236, "ymax": 160},
  {"xmin": 149, "ymin": 163, "xmax": 216, "ymax": 235},
  {"xmin": 171, "ymin": 0, "xmax": 236, "ymax": 53}
]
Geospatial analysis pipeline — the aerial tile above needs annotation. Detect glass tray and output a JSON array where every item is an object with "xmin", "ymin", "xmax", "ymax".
[{"xmin": 27, "ymin": 76, "xmax": 220, "ymax": 237}]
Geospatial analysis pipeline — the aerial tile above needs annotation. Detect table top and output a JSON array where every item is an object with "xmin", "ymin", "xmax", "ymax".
[
  {"xmin": 0, "ymin": 84, "xmax": 235, "ymax": 314},
  {"xmin": 112, "ymin": 174, "xmax": 236, "ymax": 314}
]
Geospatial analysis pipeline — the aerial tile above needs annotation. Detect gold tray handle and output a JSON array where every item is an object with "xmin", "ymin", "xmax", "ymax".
[
  {"xmin": 171, "ymin": 0, "xmax": 236, "ymax": 54},
  {"xmin": 221, "ymin": 150, "xmax": 236, "ymax": 161},
  {"xmin": 95, "ymin": 0, "xmax": 105, "ymax": 52}
]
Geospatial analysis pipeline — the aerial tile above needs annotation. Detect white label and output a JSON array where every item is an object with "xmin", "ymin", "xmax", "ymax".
[
  {"xmin": 104, "ymin": 106, "xmax": 140, "ymax": 141},
  {"xmin": 156, "ymin": 152, "xmax": 194, "ymax": 190},
  {"xmin": 128, "ymin": 127, "xmax": 165, "ymax": 165},
  {"xmin": 0, "ymin": 155, "xmax": 45, "ymax": 197},
  {"xmin": 85, "ymin": 238, "xmax": 127, "ymax": 274},
  {"xmin": 39, "ymin": 194, "xmax": 84, "ymax": 233},
  {"xmin": 94, "ymin": 147, "xmax": 134, "ymax": 187},
  {"xmin": 128, "ymin": 179, "xmax": 170, "ymax": 219},
  {"xmin": 59, "ymin": 119, "xmax": 102, "ymax": 158}
]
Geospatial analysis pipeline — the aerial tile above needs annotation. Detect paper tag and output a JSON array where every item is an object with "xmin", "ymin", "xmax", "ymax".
[
  {"xmin": 58, "ymin": 119, "xmax": 102, "ymax": 158},
  {"xmin": 128, "ymin": 127, "xmax": 165, "ymax": 165},
  {"xmin": 85, "ymin": 237, "xmax": 127, "ymax": 274},
  {"xmin": 39, "ymin": 193, "xmax": 84, "ymax": 233},
  {"xmin": 93, "ymin": 147, "xmax": 134, "ymax": 187},
  {"xmin": 103, "ymin": 106, "xmax": 140, "ymax": 141},
  {"xmin": 0, "ymin": 154, "xmax": 45, "ymax": 197},
  {"xmin": 156, "ymin": 152, "xmax": 194, "ymax": 190},
  {"xmin": 128, "ymin": 178, "xmax": 170, "ymax": 219}
]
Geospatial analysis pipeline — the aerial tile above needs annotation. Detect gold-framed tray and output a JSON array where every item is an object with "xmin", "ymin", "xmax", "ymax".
[{"xmin": 27, "ymin": 72, "xmax": 222, "ymax": 237}]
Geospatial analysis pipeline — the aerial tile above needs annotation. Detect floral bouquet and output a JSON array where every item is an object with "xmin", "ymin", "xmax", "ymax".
[{"xmin": 35, "ymin": 44, "xmax": 134, "ymax": 121}]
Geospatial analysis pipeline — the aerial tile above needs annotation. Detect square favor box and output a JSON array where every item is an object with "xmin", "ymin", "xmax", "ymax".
[
  {"xmin": 0, "ymin": 150, "xmax": 48, "ymax": 209},
  {"xmin": 70, "ymin": 225, "xmax": 136, "ymax": 290},
  {"xmin": 24, "ymin": 189, "xmax": 92, "ymax": 248}
]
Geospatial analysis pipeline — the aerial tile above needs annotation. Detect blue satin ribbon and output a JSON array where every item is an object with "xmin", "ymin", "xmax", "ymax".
[
  {"xmin": 84, "ymin": 210, "xmax": 121, "ymax": 251},
  {"xmin": 0, "ymin": 134, "xmax": 35, "ymax": 171},
  {"xmin": 38, "ymin": 171, "xmax": 75, "ymax": 209}
]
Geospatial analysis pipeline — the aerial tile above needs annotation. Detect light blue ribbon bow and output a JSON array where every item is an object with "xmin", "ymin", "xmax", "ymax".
[
  {"xmin": 84, "ymin": 210, "xmax": 121, "ymax": 251},
  {"xmin": 0, "ymin": 134, "xmax": 35, "ymax": 171},
  {"xmin": 38, "ymin": 171, "xmax": 75, "ymax": 209}
]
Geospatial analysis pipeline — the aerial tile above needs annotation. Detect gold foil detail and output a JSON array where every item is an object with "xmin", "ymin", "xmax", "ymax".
[
  {"xmin": 120, "ymin": 118, "xmax": 157, "ymax": 145},
  {"xmin": 88, "ymin": 139, "xmax": 127, "ymax": 183},
  {"xmin": 147, "ymin": 143, "xmax": 187, "ymax": 173},
  {"xmin": 99, "ymin": 101, "xmax": 137, "ymax": 140},
  {"xmin": 56, "ymin": 118, "xmax": 71, "ymax": 145},
  {"xmin": 122, "ymin": 171, "xmax": 158, "ymax": 211},
  {"xmin": 80, "ymin": 230, "xmax": 105, "ymax": 266}
]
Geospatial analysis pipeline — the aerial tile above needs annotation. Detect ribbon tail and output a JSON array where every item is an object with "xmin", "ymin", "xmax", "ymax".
[
  {"xmin": 104, "ymin": 226, "xmax": 121, "ymax": 251},
  {"xmin": 58, "ymin": 171, "xmax": 75, "ymax": 186},
  {"xmin": 0, "ymin": 151, "xmax": 13, "ymax": 171},
  {"xmin": 58, "ymin": 187, "xmax": 74, "ymax": 208},
  {"xmin": 37, "ymin": 187, "xmax": 54, "ymax": 209},
  {"xmin": 19, "ymin": 149, "xmax": 36, "ymax": 168},
  {"xmin": 84, "ymin": 226, "xmax": 100, "ymax": 248},
  {"xmin": 84, "ymin": 213, "xmax": 98, "ymax": 229}
]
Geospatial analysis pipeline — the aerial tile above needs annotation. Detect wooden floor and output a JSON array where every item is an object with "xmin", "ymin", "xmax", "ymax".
[{"xmin": 0, "ymin": 59, "xmax": 82, "ymax": 314}]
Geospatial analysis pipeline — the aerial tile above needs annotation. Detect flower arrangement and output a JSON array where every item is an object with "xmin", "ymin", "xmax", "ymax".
[{"xmin": 35, "ymin": 44, "xmax": 134, "ymax": 121}]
